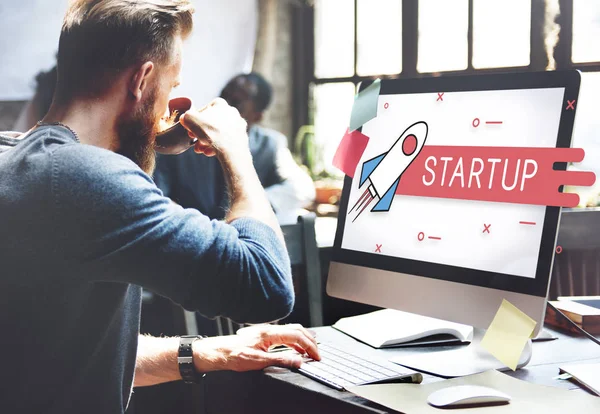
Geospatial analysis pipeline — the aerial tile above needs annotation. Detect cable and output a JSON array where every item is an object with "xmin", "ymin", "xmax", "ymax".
[{"xmin": 547, "ymin": 301, "xmax": 600, "ymax": 347}]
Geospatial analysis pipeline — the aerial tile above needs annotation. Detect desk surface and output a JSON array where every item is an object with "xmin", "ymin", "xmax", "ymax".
[{"xmin": 204, "ymin": 326, "xmax": 600, "ymax": 414}]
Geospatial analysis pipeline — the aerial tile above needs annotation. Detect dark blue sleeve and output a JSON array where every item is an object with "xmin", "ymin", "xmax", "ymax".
[
  {"xmin": 152, "ymin": 153, "xmax": 174, "ymax": 199},
  {"xmin": 50, "ymin": 145, "xmax": 294, "ymax": 323}
]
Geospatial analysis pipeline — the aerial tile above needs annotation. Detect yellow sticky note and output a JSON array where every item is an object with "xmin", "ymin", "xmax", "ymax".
[{"xmin": 480, "ymin": 299, "xmax": 537, "ymax": 371}]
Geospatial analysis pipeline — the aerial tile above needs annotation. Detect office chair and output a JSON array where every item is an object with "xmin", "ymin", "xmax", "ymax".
[
  {"xmin": 550, "ymin": 209, "xmax": 600, "ymax": 299},
  {"xmin": 281, "ymin": 212, "xmax": 324, "ymax": 327}
]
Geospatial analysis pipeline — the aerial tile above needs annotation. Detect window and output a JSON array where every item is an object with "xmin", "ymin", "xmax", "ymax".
[
  {"xmin": 571, "ymin": 72, "xmax": 600, "ymax": 175},
  {"xmin": 314, "ymin": 0, "xmax": 354, "ymax": 78},
  {"xmin": 472, "ymin": 0, "xmax": 531, "ymax": 69},
  {"xmin": 356, "ymin": 0, "xmax": 403, "ymax": 76},
  {"xmin": 572, "ymin": 0, "xmax": 600, "ymax": 63},
  {"xmin": 312, "ymin": 83, "xmax": 356, "ymax": 175},
  {"xmin": 418, "ymin": 0, "xmax": 468, "ymax": 73},
  {"xmin": 567, "ymin": 0, "xmax": 600, "ymax": 180}
]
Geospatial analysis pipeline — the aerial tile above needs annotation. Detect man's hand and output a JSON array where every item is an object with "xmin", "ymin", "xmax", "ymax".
[
  {"xmin": 193, "ymin": 324, "xmax": 320, "ymax": 373},
  {"xmin": 179, "ymin": 98, "xmax": 249, "ymax": 158}
]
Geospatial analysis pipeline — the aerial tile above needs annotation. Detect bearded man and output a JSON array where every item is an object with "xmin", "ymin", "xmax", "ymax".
[{"xmin": 0, "ymin": 1, "xmax": 318, "ymax": 413}]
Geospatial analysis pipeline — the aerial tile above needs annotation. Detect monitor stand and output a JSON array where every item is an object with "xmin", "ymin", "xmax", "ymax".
[{"xmin": 390, "ymin": 328, "xmax": 532, "ymax": 378}]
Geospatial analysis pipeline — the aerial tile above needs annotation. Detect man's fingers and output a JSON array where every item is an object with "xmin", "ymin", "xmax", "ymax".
[
  {"xmin": 286, "ymin": 323, "xmax": 318, "ymax": 346},
  {"xmin": 194, "ymin": 145, "xmax": 216, "ymax": 157},
  {"xmin": 269, "ymin": 331, "xmax": 320, "ymax": 361},
  {"xmin": 291, "ymin": 332, "xmax": 321, "ymax": 361},
  {"xmin": 260, "ymin": 350, "xmax": 303, "ymax": 370},
  {"xmin": 284, "ymin": 343, "xmax": 313, "ymax": 357},
  {"xmin": 193, "ymin": 139, "xmax": 216, "ymax": 156},
  {"xmin": 209, "ymin": 97, "xmax": 228, "ymax": 107},
  {"xmin": 237, "ymin": 324, "xmax": 321, "ymax": 361},
  {"xmin": 180, "ymin": 102, "xmax": 241, "ymax": 138},
  {"xmin": 229, "ymin": 348, "xmax": 303, "ymax": 372},
  {"xmin": 179, "ymin": 111, "xmax": 207, "ymax": 138}
]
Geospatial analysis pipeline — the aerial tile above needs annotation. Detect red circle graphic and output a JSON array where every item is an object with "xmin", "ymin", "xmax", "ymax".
[{"xmin": 402, "ymin": 134, "xmax": 418, "ymax": 156}]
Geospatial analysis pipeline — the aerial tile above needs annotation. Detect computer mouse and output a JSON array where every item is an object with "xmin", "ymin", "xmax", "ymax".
[{"xmin": 427, "ymin": 385, "xmax": 511, "ymax": 408}]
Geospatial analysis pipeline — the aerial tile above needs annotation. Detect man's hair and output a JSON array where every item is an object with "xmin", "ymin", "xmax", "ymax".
[
  {"xmin": 56, "ymin": 0, "xmax": 194, "ymax": 101},
  {"xmin": 245, "ymin": 73, "xmax": 273, "ymax": 112},
  {"xmin": 223, "ymin": 72, "xmax": 273, "ymax": 113}
]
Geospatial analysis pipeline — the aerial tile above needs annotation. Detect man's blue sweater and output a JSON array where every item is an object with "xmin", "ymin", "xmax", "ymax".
[{"xmin": 0, "ymin": 125, "xmax": 294, "ymax": 413}]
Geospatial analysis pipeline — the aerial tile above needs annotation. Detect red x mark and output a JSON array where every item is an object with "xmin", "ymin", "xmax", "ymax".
[
  {"xmin": 375, "ymin": 244, "xmax": 382, "ymax": 253},
  {"xmin": 437, "ymin": 92, "xmax": 444, "ymax": 102},
  {"xmin": 483, "ymin": 224, "xmax": 491, "ymax": 234},
  {"xmin": 566, "ymin": 100, "xmax": 576, "ymax": 110}
]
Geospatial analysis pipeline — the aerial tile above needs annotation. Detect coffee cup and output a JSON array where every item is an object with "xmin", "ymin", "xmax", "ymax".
[{"xmin": 155, "ymin": 97, "xmax": 197, "ymax": 155}]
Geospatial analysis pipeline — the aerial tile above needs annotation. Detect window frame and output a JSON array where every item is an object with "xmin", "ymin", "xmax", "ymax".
[{"xmin": 293, "ymin": 0, "xmax": 600, "ymax": 132}]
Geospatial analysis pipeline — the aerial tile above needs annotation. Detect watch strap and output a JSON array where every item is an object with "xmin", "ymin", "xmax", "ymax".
[{"xmin": 178, "ymin": 335, "xmax": 206, "ymax": 384}]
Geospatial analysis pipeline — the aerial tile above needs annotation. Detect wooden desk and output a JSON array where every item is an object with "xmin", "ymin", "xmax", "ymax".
[{"xmin": 202, "ymin": 326, "xmax": 600, "ymax": 414}]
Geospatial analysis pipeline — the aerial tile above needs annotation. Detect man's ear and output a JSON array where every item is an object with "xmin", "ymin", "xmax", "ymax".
[{"xmin": 129, "ymin": 62, "xmax": 154, "ymax": 102}]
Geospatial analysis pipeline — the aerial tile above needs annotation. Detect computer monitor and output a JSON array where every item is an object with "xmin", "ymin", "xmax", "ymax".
[{"xmin": 327, "ymin": 71, "xmax": 581, "ymax": 362}]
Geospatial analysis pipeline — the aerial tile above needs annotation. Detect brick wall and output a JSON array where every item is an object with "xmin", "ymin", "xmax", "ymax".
[{"xmin": 253, "ymin": 0, "xmax": 293, "ymax": 143}]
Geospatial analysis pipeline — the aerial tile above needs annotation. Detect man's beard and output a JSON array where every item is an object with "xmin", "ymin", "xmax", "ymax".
[{"xmin": 116, "ymin": 90, "xmax": 159, "ymax": 175}]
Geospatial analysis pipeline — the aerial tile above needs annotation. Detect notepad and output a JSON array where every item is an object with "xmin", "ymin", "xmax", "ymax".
[
  {"xmin": 560, "ymin": 362, "xmax": 600, "ymax": 396},
  {"xmin": 332, "ymin": 309, "xmax": 473, "ymax": 349}
]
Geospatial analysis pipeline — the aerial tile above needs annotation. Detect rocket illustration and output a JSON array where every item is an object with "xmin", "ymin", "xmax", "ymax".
[{"xmin": 349, "ymin": 121, "xmax": 428, "ymax": 222}]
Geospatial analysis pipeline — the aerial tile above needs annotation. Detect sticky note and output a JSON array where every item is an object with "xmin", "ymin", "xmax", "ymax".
[
  {"xmin": 480, "ymin": 299, "xmax": 537, "ymax": 370},
  {"xmin": 332, "ymin": 129, "xmax": 370, "ymax": 178},
  {"xmin": 349, "ymin": 79, "xmax": 381, "ymax": 132}
]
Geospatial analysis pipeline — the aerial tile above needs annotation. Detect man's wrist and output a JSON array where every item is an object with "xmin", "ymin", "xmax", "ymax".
[
  {"xmin": 218, "ymin": 150, "xmax": 262, "ymax": 199},
  {"xmin": 135, "ymin": 335, "xmax": 182, "ymax": 387},
  {"xmin": 192, "ymin": 336, "xmax": 227, "ymax": 374},
  {"xmin": 217, "ymin": 147, "xmax": 253, "ymax": 173}
]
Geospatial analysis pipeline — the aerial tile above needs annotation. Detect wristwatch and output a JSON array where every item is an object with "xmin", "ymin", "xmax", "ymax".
[{"xmin": 178, "ymin": 335, "xmax": 206, "ymax": 384}]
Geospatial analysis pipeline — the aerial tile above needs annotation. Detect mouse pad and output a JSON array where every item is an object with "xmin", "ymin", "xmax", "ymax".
[{"xmin": 348, "ymin": 370, "xmax": 600, "ymax": 413}]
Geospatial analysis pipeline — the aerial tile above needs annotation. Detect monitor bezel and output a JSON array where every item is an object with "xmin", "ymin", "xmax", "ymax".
[{"xmin": 332, "ymin": 70, "xmax": 581, "ymax": 298}]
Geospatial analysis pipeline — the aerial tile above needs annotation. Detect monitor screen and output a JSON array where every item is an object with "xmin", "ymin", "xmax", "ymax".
[{"xmin": 333, "ymin": 71, "xmax": 581, "ymax": 298}]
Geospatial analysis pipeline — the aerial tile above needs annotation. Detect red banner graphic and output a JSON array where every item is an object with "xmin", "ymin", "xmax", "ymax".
[{"xmin": 395, "ymin": 146, "xmax": 596, "ymax": 207}]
